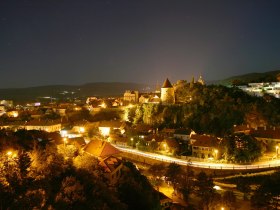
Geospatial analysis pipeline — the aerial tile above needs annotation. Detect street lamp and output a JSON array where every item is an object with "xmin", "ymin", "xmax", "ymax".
[
  {"xmin": 163, "ymin": 143, "xmax": 167, "ymax": 151},
  {"xmin": 6, "ymin": 150, "xmax": 16, "ymax": 158},
  {"xmin": 130, "ymin": 138, "xmax": 134, "ymax": 147},
  {"xmin": 63, "ymin": 137, "xmax": 68, "ymax": 148},
  {"xmin": 214, "ymin": 149, "xmax": 218, "ymax": 160},
  {"xmin": 276, "ymin": 146, "xmax": 279, "ymax": 158},
  {"xmin": 6, "ymin": 151, "xmax": 12, "ymax": 157}
]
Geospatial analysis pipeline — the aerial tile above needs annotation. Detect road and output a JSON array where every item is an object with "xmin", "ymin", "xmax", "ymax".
[{"xmin": 115, "ymin": 145, "xmax": 280, "ymax": 170}]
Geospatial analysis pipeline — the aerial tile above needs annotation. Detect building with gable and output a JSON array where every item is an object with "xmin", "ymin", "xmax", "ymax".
[
  {"xmin": 123, "ymin": 90, "xmax": 139, "ymax": 103},
  {"xmin": 84, "ymin": 139, "xmax": 123, "ymax": 184},
  {"xmin": 190, "ymin": 134, "xmax": 221, "ymax": 159}
]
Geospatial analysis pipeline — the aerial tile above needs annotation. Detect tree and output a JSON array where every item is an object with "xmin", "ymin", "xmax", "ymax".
[
  {"xmin": 251, "ymin": 171, "xmax": 280, "ymax": 209},
  {"xmin": 224, "ymin": 134, "xmax": 262, "ymax": 163},
  {"xmin": 55, "ymin": 176, "xmax": 86, "ymax": 209},
  {"xmin": 165, "ymin": 163, "xmax": 183, "ymax": 190},
  {"xmin": 236, "ymin": 178, "xmax": 250, "ymax": 200},
  {"xmin": 118, "ymin": 161, "xmax": 161, "ymax": 210},
  {"xmin": 17, "ymin": 152, "xmax": 31, "ymax": 178},
  {"xmin": 195, "ymin": 171, "xmax": 215, "ymax": 209},
  {"xmin": 148, "ymin": 139, "xmax": 158, "ymax": 152}
]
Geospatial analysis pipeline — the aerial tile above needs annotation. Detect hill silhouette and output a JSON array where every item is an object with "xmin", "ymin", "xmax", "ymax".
[
  {"xmin": 0, "ymin": 82, "xmax": 148, "ymax": 103},
  {"xmin": 217, "ymin": 70, "xmax": 280, "ymax": 86}
]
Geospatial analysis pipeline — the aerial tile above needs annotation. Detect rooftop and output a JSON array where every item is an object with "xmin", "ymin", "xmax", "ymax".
[{"xmin": 162, "ymin": 78, "xmax": 173, "ymax": 88}]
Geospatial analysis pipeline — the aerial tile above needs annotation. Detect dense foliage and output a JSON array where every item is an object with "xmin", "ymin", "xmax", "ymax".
[
  {"xmin": 223, "ymin": 134, "xmax": 262, "ymax": 162},
  {"xmin": 0, "ymin": 130, "xmax": 160, "ymax": 210},
  {"xmin": 128, "ymin": 84, "xmax": 280, "ymax": 136},
  {"xmin": 251, "ymin": 171, "xmax": 280, "ymax": 209}
]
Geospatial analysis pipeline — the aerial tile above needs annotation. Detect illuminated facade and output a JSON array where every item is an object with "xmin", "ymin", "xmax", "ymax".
[
  {"xmin": 123, "ymin": 90, "xmax": 139, "ymax": 103},
  {"xmin": 161, "ymin": 78, "xmax": 175, "ymax": 104}
]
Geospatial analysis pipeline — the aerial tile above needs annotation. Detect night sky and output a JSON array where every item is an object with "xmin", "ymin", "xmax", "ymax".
[{"xmin": 1, "ymin": 0, "xmax": 280, "ymax": 88}]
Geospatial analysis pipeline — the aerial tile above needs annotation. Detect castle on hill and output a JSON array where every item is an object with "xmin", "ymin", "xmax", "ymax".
[{"xmin": 123, "ymin": 76, "xmax": 205, "ymax": 104}]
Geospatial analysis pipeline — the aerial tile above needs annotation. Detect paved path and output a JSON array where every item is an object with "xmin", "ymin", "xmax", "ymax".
[{"xmin": 115, "ymin": 145, "xmax": 280, "ymax": 170}]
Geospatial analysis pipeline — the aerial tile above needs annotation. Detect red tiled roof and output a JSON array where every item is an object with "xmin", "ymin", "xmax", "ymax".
[
  {"xmin": 165, "ymin": 139, "xmax": 179, "ymax": 148},
  {"xmin": 133, "ymin": 124, "xmax": 153, "ymax": 133},
  {"xmin": 69, "ymin": 137, "xmax": 86, "ymax": 146},
  {"xmin": 146, "ymin": 134, "xmax": 164, "ymax": 142},
  {"xmin": 99, "ymin": 156, "xmax": 122, "ymax": 173},
  {"xmin": 253, "ymin": 127, "xmax": 280, "ymax": 139},
  {"xmin": 84, "ymin": 139, "xmax": 120, "ymax": 158},
  {"xmin": 191, "ymin": 134, "xmax": 219, "ymax": 147}
]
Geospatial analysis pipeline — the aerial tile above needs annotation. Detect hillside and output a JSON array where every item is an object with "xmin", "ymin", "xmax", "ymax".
[
  {"xmin": 0, "ymin": 82, "xmax": 148, "ymax": 103},
  {"xmin": 217, "ymin": 70, "xmax": 280, "ymax": 86}
]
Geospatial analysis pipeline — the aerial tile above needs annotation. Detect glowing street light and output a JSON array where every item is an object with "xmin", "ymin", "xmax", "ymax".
[
  {"xmin": 79, "ymin": 127, "xmax": 85, "ymax": 133},
  {"xmin": 163, "ymin": 143, "xmax": 167, "ymax": 151},
  {"xmin": 6, "ymin": 151, "xmax": 12, "ymax": 157},
  {"xmin": 100, "ymin": 102, "xmax": 107, "ymax": 108},
  {"xmin": 6, "ymin": 150, "xmax": 17, "ymax": 159},
  {"xmin": 63, "ymin": 137, "xmax": 68, "ymax": 148},
  {"xmin": 214, "ymin": 149, "xmax": 218, "ymax": 160},
  {"xmin": 276, "ymin": 145, "xmax": 279, "ymax": 158}
]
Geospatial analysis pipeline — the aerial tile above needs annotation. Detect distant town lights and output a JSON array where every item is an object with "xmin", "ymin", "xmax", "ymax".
[{"xmin": 100, "ymin": 102, "xmax": 107, "ymax": 108}]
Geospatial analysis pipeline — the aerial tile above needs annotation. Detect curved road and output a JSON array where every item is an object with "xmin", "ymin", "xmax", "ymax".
[{"xmin": 115, "ymin": 145, "xmax": 280, "ymax": 170}]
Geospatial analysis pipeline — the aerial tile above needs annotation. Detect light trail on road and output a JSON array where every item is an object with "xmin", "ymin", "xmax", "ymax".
[{"xmin": 115, "ymin": 146, "xmax": 280, "ymax": 170}]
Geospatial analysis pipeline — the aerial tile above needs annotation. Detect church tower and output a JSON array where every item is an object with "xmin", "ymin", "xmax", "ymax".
[
  {"xmin": 161, "ymin": 78, "xmax": 175, "ymax": 104},
  {"xmin": 197, "ymin": 75, "xmax": 205, "ymax": 85}
]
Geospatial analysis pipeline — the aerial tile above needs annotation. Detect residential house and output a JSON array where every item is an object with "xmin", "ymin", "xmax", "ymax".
[
  {"xmin": 68, "ymin": 137, "xmax": 86, "ymax": 149},
  {"xmin": 99, "ymin": 156, "xmax": 123, "ymax": 185},
  {"xmin": 84, "ymin": 139, "xmax": 123, "ymax": 185},
  {"xmin": 0, "ymin": 119, "xmax": 61, "ymax": 132},
  {"xmin": 159, "ymin": 138, "xmax": 180, "ymax": 155},
  {"xmin": 252, "ymin": 126, "xmax": 280, "ymax": 152},
  {"xmin": 108, "ymin": 134, "xmax": 128, "ymax": 147},
  {"xmin": 123, "ymin": 90, "xmax": 139, "ymax": 103},
  {"xmin": 6, "ymin": 110, "xmax": 19, "ymax": 118},
  {"xmin": 98, "ymin": 120, "xmax": 126, "ymax": 137},
  {"xmin": 190, "ymin": 134, "xmax": 220, "ymax": 159},
  {"xmin": 23, "ymin": 119, "xmax": 62, "ymax": 132},
  {"xmin": 161, "ymin": 128, "xmax": 176, "ymax": 138},
  {"xmin": 0, "ymin": 100, "xmax": 13, "ymax": 108},
  {"xmin": 83, "ymin": 139, "xmax": 121, "ymax": 158},
  {"xmin": 174, "ymin": 128, "xmax": 191, "ymax": 141},
  {"xmin": 138, "ymin": 94, "xmax": 150, "ymax": 103}
]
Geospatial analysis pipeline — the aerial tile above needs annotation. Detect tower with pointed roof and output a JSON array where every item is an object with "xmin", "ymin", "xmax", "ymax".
[{"xmin": 161, "ymin": 78, "xmax": 175, "ymax": 104}]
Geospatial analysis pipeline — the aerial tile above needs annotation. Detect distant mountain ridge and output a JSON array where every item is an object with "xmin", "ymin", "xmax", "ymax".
[
  {"xmin": 0, "ymin": 82, "xmax": 148, "ymax": 103},
  {"xmin": 217, "ymin": 70, "xmax": 280, "ymax": 86}
]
